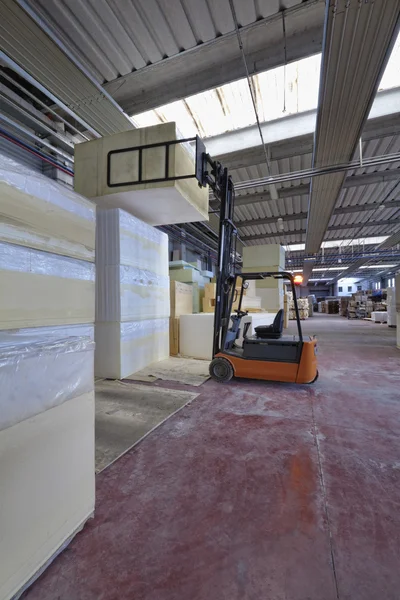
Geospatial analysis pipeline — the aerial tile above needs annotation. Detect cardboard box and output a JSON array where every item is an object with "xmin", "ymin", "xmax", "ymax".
[
  {"xmin": 170, "ymin": 280, "xmax": 193, "ymax": 317},
  {"xmin": 169, "ymin": 317, "xmax": 180, "ymax": 355}
]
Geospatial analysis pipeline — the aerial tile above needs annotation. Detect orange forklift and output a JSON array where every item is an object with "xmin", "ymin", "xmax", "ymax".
[
  {"xmin": 199, "ymin": 153, "xmax": 318, "ymax": 385},
  {"xmin": 109, "ymin": 135, "xmax": 318, "ymax": 384}
]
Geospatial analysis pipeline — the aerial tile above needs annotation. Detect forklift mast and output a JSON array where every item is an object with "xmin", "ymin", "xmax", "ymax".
[{"xmin": 197, "ymin": 152, "xmax": 240, "ymax": 357}]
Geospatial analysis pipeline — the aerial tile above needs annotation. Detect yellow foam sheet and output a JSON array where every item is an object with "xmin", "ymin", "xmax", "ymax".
[
  {"xmin": 0, "ymin": 392, "xmax": 95, "ymax": 600},
  {"xmin": 0, "ymin": 271, "xmax": 95, "ymax": 329},
  {"xmin": 0, "ymin": 182, "xmax": 95, "ymax": 261},
  {"xmin": 74, "ymin": 123, "xmax": 209, "ymax": 226}
]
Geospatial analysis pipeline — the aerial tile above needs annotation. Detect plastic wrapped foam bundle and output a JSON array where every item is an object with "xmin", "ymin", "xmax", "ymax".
[
  {"xmin": 0, "ymin": 152, "xmax": 95, "ymax": 261},
  {"xmin": 96, "ymin": 208, "xmax": 168, "ymax": 275},
  {"xmin": 95, "ymin": 318, "xmax": 169, "ymax": 379},
  {"xmin": 0, "ymin": 333, "xmax": 94, "ymax": 431},
  {"xmin": 0, "ymin": 333, "xmax": 95, "ymax": 600},
  {"xmin": 0, "ymin": 242, "xmax": 95, "ymax": 329},
  {"xmin": 95, "ymin": 208, "xmax": 169, "ymax": 378},
  {"xmin": 96, "ymin": 265, "xmax": 169, "ymax": 321}
]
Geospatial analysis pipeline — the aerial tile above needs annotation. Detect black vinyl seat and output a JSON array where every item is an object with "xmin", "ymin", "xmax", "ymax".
[{"xmin": 254, "ymin": 309, "xmax": 284, "ymax": 340}]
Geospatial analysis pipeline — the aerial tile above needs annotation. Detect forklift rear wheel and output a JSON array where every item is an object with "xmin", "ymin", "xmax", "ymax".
[{"xmin": 209, "ymin": 357, "xmax": 234, "ymax": 383}]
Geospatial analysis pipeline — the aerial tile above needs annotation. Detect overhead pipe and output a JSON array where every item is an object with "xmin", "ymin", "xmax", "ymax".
[{"xmin": 0, "ymin": 128, "xmax": 74, "ymax": 176}]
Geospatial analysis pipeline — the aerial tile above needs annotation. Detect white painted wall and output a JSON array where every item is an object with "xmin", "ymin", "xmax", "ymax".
[{"xmin": 334, "ymin": 278, "xmax": 362, "ymax": 296}]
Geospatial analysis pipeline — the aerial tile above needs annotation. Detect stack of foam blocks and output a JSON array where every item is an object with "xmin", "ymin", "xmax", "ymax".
[
  {"xmin": 95, "ymin": 208, "xmax": 170, "ymax": 379},
  {"xmin": 0, "ymin": 153, "xmax": 95, "ymax": 599},
  {"xmin": 242, "ymin": 244, "xmax": 285, "ymax": 311},
  {"xmin": 169, "ymin": 260, "xmax": 211, "ymax": 313},
  {"xmin": 169, "ymin": 280, "xmax": 193, "ymax": 355}
]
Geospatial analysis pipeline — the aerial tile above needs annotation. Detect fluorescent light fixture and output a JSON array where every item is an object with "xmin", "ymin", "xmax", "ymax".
[
  {"xmin": 313, "ymin": 267, "xmax": 347, "ymax": 272},
  {"xmin": 359, "ymin": 264, "xmax": 397, "ymax": 269},
  {"xmin": 283, "ymin": 237, "xmax": 389, "ymax": 253},
  {"xmin": 321, "ymin": 236, "xmax": 389, "ymax": 249},
  {"xmin": 283, "ymin": 243, "xmax": 305, "ymax": 251}
]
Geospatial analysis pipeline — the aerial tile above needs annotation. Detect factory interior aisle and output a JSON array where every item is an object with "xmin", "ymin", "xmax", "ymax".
[{"xmin": 23, "ymin": 315, "xmax": 400, "ymax": 600}]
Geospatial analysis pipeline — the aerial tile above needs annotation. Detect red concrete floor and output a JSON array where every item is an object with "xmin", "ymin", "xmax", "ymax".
[{"xmin": 23, "ymin": 314, "xmax": 400, "ymax": 600}]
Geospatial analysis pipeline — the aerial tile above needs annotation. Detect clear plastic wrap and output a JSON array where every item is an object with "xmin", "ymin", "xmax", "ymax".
[
  {"xmin": 120, "ymin": 318, "xmax": 169, "ymax": 341},
  {"xmin": 0, "ymin": 152, "xmax": 95, "ymax": 261},
  {"xmin": 95, "ymin": 318, "xmax": 169, "ymax": 379},
  {"xmin": 0, "ymin": 334, "xmax": 94, "ymax": 431},
  {"xmin": 96, "ymin": 208, "xmax": 168, "ymax": 275},
  {"xmin": 0, "ymin": 222, "xmax": 95, "ymax": 262},
  {"xmin": 0, "ymin": 152, "xmax": 95, "ymax": 220},
  {"xmin": 0, "ymin": 241, "xmax": 95, "ymax": 280},
  {"xmin": 96, "ymin": 264, "xmax": 170, "ymax": 321}
]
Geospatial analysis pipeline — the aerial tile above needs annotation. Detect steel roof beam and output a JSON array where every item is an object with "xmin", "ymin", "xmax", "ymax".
[
  {"xmin": 104, "ymin": 0, "xmax": 325, "ymax": 115},
  {"xmin": 1, "ymin": 0, "xmax": 133, "ymax": 136},
  {"xmin": 305, "ymin": 0, "xmax": 400, "ymax": 256},
  {"xmin": 233, "ymin": 170, "xmax": 400, "ymax": 211},
  {"xmin": 241, "ymin": 218, "xmax": 400, "ymax": 242}
]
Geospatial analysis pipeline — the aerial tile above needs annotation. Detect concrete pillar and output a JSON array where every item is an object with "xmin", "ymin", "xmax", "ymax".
[{"xmin": 396, "ymin": 273, "xmax": 400, "ymax": 349}]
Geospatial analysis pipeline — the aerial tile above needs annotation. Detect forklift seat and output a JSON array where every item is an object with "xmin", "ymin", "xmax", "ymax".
[{"xmin": 254, "ymin": 309, "xmax": 284, "ymax": 340}]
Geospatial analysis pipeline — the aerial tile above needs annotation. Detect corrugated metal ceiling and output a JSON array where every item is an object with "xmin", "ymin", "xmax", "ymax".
[
  {"xmin": 233, "ymin": 131, "xmax": 400, "ymax": 245},
  {"xmin": 22, "ymin": 0, "xmax": 306, "ymax": 84}
]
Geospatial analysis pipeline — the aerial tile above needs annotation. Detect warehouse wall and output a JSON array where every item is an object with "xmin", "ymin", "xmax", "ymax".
[{"xmin": 0, "ymin": 137, "xmax": 42, "ymax": 172}]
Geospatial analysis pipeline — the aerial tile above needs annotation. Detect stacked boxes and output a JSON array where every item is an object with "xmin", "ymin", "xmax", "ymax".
[
  {"xmin": 287, "ymin": 292, "xmax": 309, "ymax": 320},
  {"xmin": 340, "ymin": 297, "xmax": 349, "ymax": 316},
  {"xmin": 169, "ymin": 281, "xmax": 193, "ymax": 355},
  {"xmin": 202, "ymin": 281, "xmax": 262, "ymax": 313},
  {"xmin": 169, "ymin": 260, "xmax": 211, "ymax": 312},
  {"xmin": 0, "ymin": 154, "xmax": 95, "ymax": 598},
  {"xmin": 95, "ymin": 208, "xmax": 169, "ymax": 378}
]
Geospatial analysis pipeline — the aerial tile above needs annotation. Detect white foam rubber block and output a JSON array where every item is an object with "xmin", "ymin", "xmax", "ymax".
[
  {"xmin": 0, "ymin": 332, "xmax": 94, "ymax": 431},
  {"xmin": 179, "ymin": 313, "xmax": 276, "ymax": 360},
  {"xmin": 0, "ymin": 153, "xmax": 95, "ymax": 261},
  {"xmin": 0, "ymin": 242, "xmax": 95, "ymax": 329},
  {"xmin": 371, "ymin": 311, "xmax": 387, "ymax": 323},
  {"xmin": 95, "ymin": 319, "xmax": 169, "ymax": 379},
  {"xmin": 8, "ymin": 323, "xmax": 95, "ymax": 341},
  {"xmin": 256, "ymin": 287, "xmax": 284, "ymax": 311},
  {"xmin": 96, "ymin": 264, "xmax": 170, "ymax": 321},
  {"xmin": 74, "ymin": 123, "xmax": 209, "ymax": 226},
  {"xmin": 96, "ymin": 208, "xmax": 168, "ymax": 275},
  {"xmin": 0, "ymin": 392, "xmax": 95, "ymax": 600},
  {"xmin": 243, "ymin": 244, "xmax": 285, "ymax": 269}
]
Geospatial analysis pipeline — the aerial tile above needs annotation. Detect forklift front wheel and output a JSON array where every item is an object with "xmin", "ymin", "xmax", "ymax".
[{"xmin": 209, "ymin": 357, "xmax": 234, "ymax": 383}]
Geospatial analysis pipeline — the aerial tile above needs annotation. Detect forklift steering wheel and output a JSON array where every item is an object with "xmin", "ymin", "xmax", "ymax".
[{"xmin": 234, "ymin": 309, "xmax": 248, "ymax": 318}]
